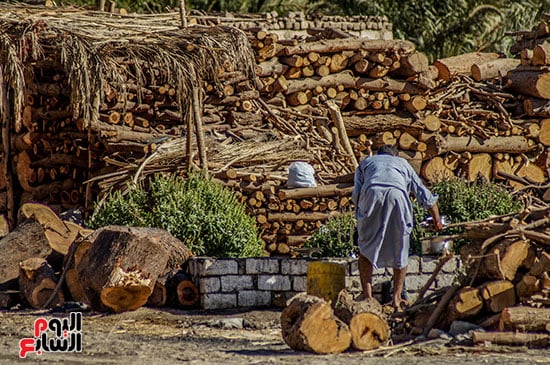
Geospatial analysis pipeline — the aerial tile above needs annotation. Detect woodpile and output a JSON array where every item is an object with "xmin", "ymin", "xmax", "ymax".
[
  {"xmin": 396, "ymin": 206, "xmax": 550, "ymax": 349},
  {"xmin": 0, "ymin": 203, "xmax": 196, "ymax": 311},
  {"xmin": 0, "ymin": 5, "xmax": 549, "ymax": 258}
]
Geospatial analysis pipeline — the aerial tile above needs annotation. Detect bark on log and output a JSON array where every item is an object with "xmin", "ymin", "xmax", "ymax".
[
  {"xmin": 268, "ymin": 211, "xmax": 343, "ymax": 222},
  {"xmin": 471, "ymin": 58, "xmax": 521, "ymax": 81},
  {"xmin": 0, "ymin": 219, "xmax": 61, "ymax": 291},
  {"xmin": 282, "ymin": 39, "xmax": 415, "ymax": 56},
  {"xmin": 356, "ymin": 77, "xmax": 426, "ymax": 94},
  {"xmin": 499, "ymin": 306, "xmax": 550, "ymax": 332},
  {"xmin": 436, "ymin": 135, "xmax": 531, "ymax": 154},
  {"xmin": 281, "ymin": 293, "xmax": 352, "ymax": 354},
  {"xmin": 343, "ymin": 114, "xmax": 424, "ymax": 137},
  {"xmin": 18, "ymin": 257, "xmax": 64, "ymax": 309},
  {"xmin": 285, "ymin": 71, "xmax": 357, "ymax": 95},
  {"xmin": 278, "ymin": 183, "xmax": 353, "ymax": 200},
  {"xmin": 472, "ymin": 331, "xmax": 550, "ymax": 349},
  {"xmin": 507, "ymin": 70, "xmax": 550, "ymax": 99},
  {"xmin": 434, "ymin": 52, "xmax": 500, "ymax": 81},
  {"xmin": 77, "ymin": 226, "xmax": 173, "ymax": 312}
]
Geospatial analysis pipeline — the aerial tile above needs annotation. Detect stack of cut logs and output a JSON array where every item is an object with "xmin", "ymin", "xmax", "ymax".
[
  {"xmin": 395, "ymin": 207, "xmax": 550, "ymax": 348},
  {"xmin": 2, "ymin": 9, "xmax": 550, "ymax": 258},
  {"xmin": 0, "ymin": 202, "xmax": 197, "ymax": 312}
]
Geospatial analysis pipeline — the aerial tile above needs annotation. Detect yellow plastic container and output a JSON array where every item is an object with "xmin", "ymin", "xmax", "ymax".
[{"xmin": 307, "ymin": 261, "xmax": 346, "ymax": 303}]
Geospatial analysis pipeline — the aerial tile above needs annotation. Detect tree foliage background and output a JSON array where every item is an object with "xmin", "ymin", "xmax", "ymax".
[{"xmin": 53, "ymin": 0, "xmax": 550, "ymax": 61}]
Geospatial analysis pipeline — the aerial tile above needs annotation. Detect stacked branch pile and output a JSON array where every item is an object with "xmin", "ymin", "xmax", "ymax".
[{"xmin": 394, "ymin": 206, "xmax": 550, "ymax": 349}]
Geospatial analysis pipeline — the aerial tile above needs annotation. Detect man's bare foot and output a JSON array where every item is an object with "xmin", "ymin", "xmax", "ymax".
[{"xmin": 392, "ymin": 299, "xmax": 409, "ymax": 311}]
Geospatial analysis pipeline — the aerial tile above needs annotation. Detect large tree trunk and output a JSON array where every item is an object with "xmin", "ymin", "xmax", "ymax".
[
  {"xmin": 77, "ymin": 226, "xmax": 174, "ymax": 312},
  {"xmin": 281, "ymin": 293, "xmax": 351, "ymax": 354},
  {"xmin": 18, "ymin": 257, "xmax": 64, "ymax": 309},
  {"xmin": 332, "ymin": 289, "xmax": 390, "ymax": 350},
  {"xmin": 0, "ymin": 219, "xmax": 62, "ymax": 291}
]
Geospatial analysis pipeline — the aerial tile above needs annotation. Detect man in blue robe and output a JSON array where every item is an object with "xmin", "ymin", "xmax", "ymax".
[{"xmin": 352, "ymin": 145, "xmax": 443, "ymax": 309}]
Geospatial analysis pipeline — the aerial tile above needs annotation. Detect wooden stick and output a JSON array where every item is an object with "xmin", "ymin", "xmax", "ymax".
[
  {"xmin": 326, "ymin": 100, "xmax": 358, "ymax": 169},
  {"xmin": 413, "ymin": 253, "xmax": 454, "ymax": 306},
  {"xmin": 193, "ymin": 86, "xmax": 208, "ymax": 176},
  {"xmin": 179, "ymin": 0, "xmax": 187, "ymax": 28},
  {"xmin": 422, "ymin": 284, "xmax": 460, "ymax": 337},
  {"xmin": 0, "ymin": 67, "xmax": 14, "ymax": 229}
]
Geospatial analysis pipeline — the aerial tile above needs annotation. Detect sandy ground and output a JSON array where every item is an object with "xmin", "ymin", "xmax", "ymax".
[{"xmin": 0, "ymin": 306, "xmax": 549, "ymax": 365}]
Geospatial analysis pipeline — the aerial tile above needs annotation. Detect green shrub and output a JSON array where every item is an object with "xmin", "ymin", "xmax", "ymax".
[
  {"xmin": 411, "ymin": 177, "xmax": 523, "ymax": 254},
  {"xmin": 86, "ymin": 172, "xmax": 265, "ymax": 258},
  {"xmin": 303, "ymin": 213, "xmax": 358, "ymax": 258}
]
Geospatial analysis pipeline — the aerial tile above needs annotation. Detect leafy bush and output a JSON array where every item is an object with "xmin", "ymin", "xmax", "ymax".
[
  {"xmin": 411, "ymin": 177, "xmax": 523, "ymax": 253},
  {"xmin": 303, "ymin": 213, "xmax": 358, "ymax": 258},
  {"xmin": 87, "ymin": 172, "xmax": 265, "ymax": 258}
]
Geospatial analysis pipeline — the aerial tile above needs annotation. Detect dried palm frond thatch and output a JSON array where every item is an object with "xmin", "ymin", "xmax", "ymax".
[{"xmin": 0, "ymin": 3, "xmax": 257, "ymax": 129}]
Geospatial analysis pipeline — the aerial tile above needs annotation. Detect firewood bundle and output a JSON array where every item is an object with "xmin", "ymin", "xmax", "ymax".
[{"xmin": 401, "ymin": 207, "xmax": 550, "ymax": 348}]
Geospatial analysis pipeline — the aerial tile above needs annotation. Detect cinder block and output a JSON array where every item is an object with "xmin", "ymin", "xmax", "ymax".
[
  {"xmin": 246, "ymin": 258, "xmax": 280, "ymax": 274},
  {"xmin": 406, "ymin": 291, "xmax": 418, "ymax": 303},
  {"xmin": 373, "ymin": 265, "xmax": 387, "ymax": 275},
  {"xmin": 420, "ymin": 256, "xmax": 438, "ymax": 273},
  {"xmin": 281, "ymin": 259, "xmax": 308, "ymax": 275},
  {"xmin": 436, "ymin": 274, "xmax": 456, "ymax": 288},
  {"xmin": 221, "ymin": 275, "xmax": 253, "ymax": 292},
  {"xmin": 202, "ymin": 293, "xmax": 236, "ymax": 310},
  {"xmin": 442, "ymin": 257, "xmax": 459, "ymax": 273},
  {"xmin": 258, "ymin": 275, "xmax": 291, "ymax": 291},
  {"xmin": 292, "ymin": 276, "xmax": 307, "ymax": 292},
  {"xmin": 199, "ymin": 277, "xmax": 220, "ymax": 293},
  {"xmin": 405, "ymin": 274, "xmax": 432, "ymax": 291},
  {"xmin": 350, "ymin": 259, "xmax": 359, "ymax": 276},
  {"xmin": 189, "ymin": 257, "xmax": 238, "ymax": 276},
  {"xmin": 407, "ymin": 256, "xmax": 420, "ymax": 274},
  {"xmin": 238, "ymin": 290, "xmax": 272, "ymax": 307}
]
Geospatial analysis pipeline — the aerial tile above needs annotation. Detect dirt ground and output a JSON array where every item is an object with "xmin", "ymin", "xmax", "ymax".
[{"xmin": 0, "ymin": 306, "xmax": 548, "ymax": 365}]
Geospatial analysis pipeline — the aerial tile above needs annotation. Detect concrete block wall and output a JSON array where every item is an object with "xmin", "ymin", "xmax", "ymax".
[{"xmin": 187, "ymin": 255, "xmax": 461, "ymax": 310}]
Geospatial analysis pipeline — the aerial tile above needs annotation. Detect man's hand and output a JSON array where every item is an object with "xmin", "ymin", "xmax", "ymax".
[{"xmin": 433, "ymin": 219, "xmax": 444, "ymax": 232}]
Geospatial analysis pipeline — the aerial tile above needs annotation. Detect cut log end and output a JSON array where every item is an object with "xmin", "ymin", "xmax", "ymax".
[
  {"xmin": 100, "ymin": 286, "xmax": 152, "ymax": 312},
  {"xmin": 349, "ymin": 312, "xmax": 390, "ymax": 350},
  {"xmin": 281, "ymin": 294, "xmax": 351, "ymax": 354}
]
